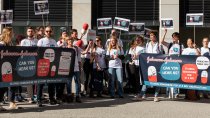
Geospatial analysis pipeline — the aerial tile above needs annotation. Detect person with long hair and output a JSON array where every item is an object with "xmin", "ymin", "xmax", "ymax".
[
  {"xmin": 127, "ymin": 35, "xmax": 145, "ymax": 95},
  {"xmin": 89, "ymin": 36, "xmax": 106, "ymax": 97},
  {"xmin": 0, "ymin": 27, "xmax": 20, "ymax": 109},
  {"xmin": 106, "ymin": 36, "xmax": 125, "ymax": 98},
  {"xmin": 66, "ymin": 37, "xmax": 82, "ymax": 103}
]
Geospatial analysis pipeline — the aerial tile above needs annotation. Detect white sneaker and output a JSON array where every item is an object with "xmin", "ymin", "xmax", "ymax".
[
  {"xmin": 0, "ymin": 106, "xmax": 6, "ymax": 111},
  {"xmin": 142, "ymin": 95, "xmax": 146, "ymax": 99},
  {"xmin": 154, "ymin": 97, "xmax": 159, "ymax": 102}
]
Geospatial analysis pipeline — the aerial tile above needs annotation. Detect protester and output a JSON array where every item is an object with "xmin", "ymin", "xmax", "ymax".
[
  {"xmin": 35, "ymin": 26, "xmax": 45, "ymax": 40},
  {"xmin": 105, "ymin": 29, "xmax": 123, "ymax": 49},
  {"xmin": 89, "ymin": 36, "xmax": 106, "ymax": 97},
  {"xmin": 106, "ymin": 36, "xmax": 124, "ymax": 98},
  {"xmin": 20, "ymin": 27, "xmax": 38, "ymax": 103},
  {"xmin": 133, "ymin": 32, "xmax": 161, "ymax": 102},
  {"xmin": 161, "ymin": 29, "xmax": 184, "ymax": 99},
  {"xmin": 182, "ymin": 38, "xmax": 200, "ymax": 100},
  {"xmin": 66, "ymin": 37, "xmax": 82, "ymax": 103},
  {"xmin": 127, "ymin": 35, "xmax": 145, "ymax": 94},
  {"xmin": 0, "ymin": 27, "xmax": 20, "ymax": 109},
  {"xmin": 82, "ymin": 40, "xmax": 94, "ymax": 95},
  {"xmin": 71, "ymin": 29, "xmax": 83, "ymax": 48},
  {"xmin": 37, "ymin": 26, "xmax": 58, "ymax": 107},
  {"xmin": 57, "ymin": 28, "xmax": 68, "ymax": 48}
]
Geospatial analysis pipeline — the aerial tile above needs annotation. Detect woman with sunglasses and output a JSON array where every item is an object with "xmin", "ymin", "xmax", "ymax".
[{"xmin": 89, "ymin": 36, "xmax": 106, "ymax": 97}]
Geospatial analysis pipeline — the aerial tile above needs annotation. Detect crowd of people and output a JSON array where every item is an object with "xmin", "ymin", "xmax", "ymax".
[{"xmin": 0, "ymin": 26, "xmax": 209, "ymax": 111}]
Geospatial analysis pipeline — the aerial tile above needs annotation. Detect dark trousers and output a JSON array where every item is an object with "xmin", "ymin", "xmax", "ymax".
[
  {"xmin": 37, "ymin": 83, "xmax": 55, "ymax": 102},
  {"xmin": 127, "ymin": 64, "xmax": 141, "ymax": 94},
  {"xmin": 9, "ymin": 87, "xmax": 18, "ymax": 102},
  {"xmin": 83, "ymin": 58, "xmax": 92, "ymax": 91},
  {"xmin": 56, "ymin": 83, "xmax": 65, "ymax": 100},
  {"xmin": 0, "ymin": 87, "xmax": 7, "ymax": 102},
  {"xmin": 90, "ymin": 69, "xmax": 104, "ymax": 93}
]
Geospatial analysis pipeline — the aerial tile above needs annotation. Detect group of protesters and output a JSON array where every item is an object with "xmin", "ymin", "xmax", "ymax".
[{"xmin": 0, "ymin": 26, "xmax": 209, "ymax": 111}]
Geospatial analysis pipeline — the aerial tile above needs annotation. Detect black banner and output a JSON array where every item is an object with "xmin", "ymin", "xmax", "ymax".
[
  {"xmin": 0, "ymin": 46, "xmax": 75, "ymax": 87},
  {"xmin": 140, "ymin": 53, "xmax": 210, "ymax": 91}
]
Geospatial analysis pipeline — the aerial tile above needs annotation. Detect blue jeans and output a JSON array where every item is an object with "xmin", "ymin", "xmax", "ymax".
[
  {"xmin": 140, "ymin": 85, "xmax": 160, "ymax": 97},
  {"xmin": 108, "ymin": 68, "xmax": 123, "ymax": 97},
  {"xmin": 67, "ymin": 71, "xmax": 80, "ymax": 97}
]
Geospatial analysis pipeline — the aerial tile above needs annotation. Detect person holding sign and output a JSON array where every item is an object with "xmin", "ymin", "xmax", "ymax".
[
  {"xmin": 161, "ymin": 29, "xmax": 184, "ymax": 99},
  {"xmin": 66, "ymin": 37, "xmax": 82, "ymax": 103},
  {"xmin": 0, "ymin": 27, "xmax": 20, "ymax": 109},
  {"xmin": 106, "ymin": 36, "xmax": 125, "ymax": 98},
  {"xmin": 133, "ymin": 32, "xmax": 161, "ymax": 102},
  {"xmin": 20, "ymin": 27, "xmax": 38, "ymax": 104},
  {"xmin": 182, "ymin": 38, "xmax": 200, "ymax": 100},
  {"xmin": 37, "ymin": 26, "xmax": 58, "ymax": 107}
]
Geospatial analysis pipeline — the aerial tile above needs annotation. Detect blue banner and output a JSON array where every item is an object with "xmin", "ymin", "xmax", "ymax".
[{"xmin": 139, "ymin": 53, "xmax": 210, "ymax": 91}]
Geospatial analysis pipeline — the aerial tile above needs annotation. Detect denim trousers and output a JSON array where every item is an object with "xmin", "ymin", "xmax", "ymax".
[
  {"xmin": 67, "ymin": 71, "xmax": 80, "ymax": 97},
  {"xmin": 108, "ymin": 68, "xmax": 123, "ymax": 97}
]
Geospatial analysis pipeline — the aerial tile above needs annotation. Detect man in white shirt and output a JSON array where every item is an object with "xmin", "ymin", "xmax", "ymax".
[
  {"xmin": 20, "ymin": 27, "xmax": 38, "ymax": 104},
  {"xmin": 37, "ymin": 26, "xmax": 58, "ymax": 107},
  {"xmin": 21, "ymin": 27, "xmax": 38, "ymax": 47}
]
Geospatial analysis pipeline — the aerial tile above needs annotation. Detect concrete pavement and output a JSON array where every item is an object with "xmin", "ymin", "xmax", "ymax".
[{"xmin": 0, "ymin": 94, "xmax": 210, "ymax": 118}]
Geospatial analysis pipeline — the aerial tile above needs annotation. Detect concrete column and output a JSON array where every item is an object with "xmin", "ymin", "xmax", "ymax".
[
  {"xmin": 72, "ymin": 0, "xmax": 91, "ymax": 35},
  {"xmin": 0, "ymin": 0, "xmax": 3, "ymax": 33},
  {"xmin": 159, "ymin": 0, "xmax": 179, "ymax": 52}
]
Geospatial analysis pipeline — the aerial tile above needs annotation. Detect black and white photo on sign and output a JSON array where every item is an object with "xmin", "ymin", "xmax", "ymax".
[
  {"xmin": 97, "ymin": 18, "xmax": 112, "ymax": 30},
  {"xmin": 161, "ymin": 18, "xmax": 173, "ymax": 29},
  {"xmin": 186, "ymin": 13, "xmax": 203, "ymax": 25},
  {"xmin": 129, "ymin": 23, "xmax": 145, "ymax": 34},
  {"xmin": 0, "ymin": 10, "xmax": 13, "ymax": 24},
  {"xmin": 113, "ymin": 17, "xmax": 130, "ymax": 31},
  {"xmin": 34, "ymin": 1, "xmax": 49, "ymax": 15}
]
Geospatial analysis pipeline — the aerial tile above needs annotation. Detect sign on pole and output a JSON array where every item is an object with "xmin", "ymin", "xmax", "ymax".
[
  {"xmin": 186, "ymin": 13, "xmax": 203, "ymax": 26},
  {"xmin": 113, "ymin": 17, "xmax": 130, "ymax": 31},
  {"xmin": 34, "ymin": 1, "xmax": 49, "ymax": 15},
  {"xmin": 161, "ymin": 18, "xmax": 174, "ymax": 29},
  {"xmin": 0, "ymin": 10, "xmax": 13, "ymax": 24},
  {"xmin": 97, "ymin": 18, "xmax": 112, "ymax": 30},
  {"xmin": 129, "ymin": 23, "xmax": 145, "ymax": 34}
]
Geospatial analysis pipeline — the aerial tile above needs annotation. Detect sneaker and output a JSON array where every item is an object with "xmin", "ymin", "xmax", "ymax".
[
  {"xmin": 49, "ymin": 99, "xmax": 57, "ymax": 105},
  {"xmin": 8, "ymin": 102, "xmax": 19, "ymax": 109},
  {"xmin": 132, "ymin": 97, "xmax": 142, "ymax": 101},
  {"xmin": 119, "ymin": 96, "xmax": 124, "ymax": 98},
  {"xmin": 154, "ymin": 97, "xmax": 159, "ymax": 102},
  {"xmin": 67, "ymin": 96, "xmax": 74, "ymax": 103},
  {"xmin": 174, "ymin": 94, "xmax": 179, "ymax": 99},
  {"xmin": 142, "ymin": 95, "xmax": 146, "ymax": 99},
  {"xmin": 75, "ymin": 97, "xmax": 82, "ymax": 103},
  {"xmin": 37, "ymin": 101, "xmax": 43, "ymax": 107}
]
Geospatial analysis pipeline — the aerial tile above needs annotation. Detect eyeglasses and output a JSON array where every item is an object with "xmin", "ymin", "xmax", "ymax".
[{"xmin": 46, "ymin": 30, "xmax": 52, "ymax": 33}]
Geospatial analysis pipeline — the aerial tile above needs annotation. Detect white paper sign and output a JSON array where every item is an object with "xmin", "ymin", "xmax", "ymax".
[
  {"xmin": 161, "ymin": 18, "xmax": 173, "ymax": 29},
  {"xmin": 186, "ymin": 13, "xmax": 203, "ymax": 26},
  {"xmin": 0, "ymin": 10, "xmax": 13, "ymax": 24},
  {"xmin": 129, "ymin": 23, "xmax": 145, "ymax": 34},
  {"xmin": 97, "ymin": 18, "xmax": 112, "ymax": 30},
  {"xmin": 34, "ymin": 1, "xmax": 49, "ymax": 15},
  {"xmin": 113, "ymin": 17, "xmax": 130, "ymax": 31},
  {"xmin": 86, "ymin": 29, "xmax": 96, "ymax": 41}
]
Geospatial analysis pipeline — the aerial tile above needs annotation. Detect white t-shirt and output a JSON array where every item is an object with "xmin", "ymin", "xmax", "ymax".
[
  {"xmin": 129, "ymin": 46, "xmax": 145, "ymax": 66},
  {"xmin": 20, "ymin": 37, "xmax": 38, "ymax": 46},
  {"xmin": 37, "ymin": 37, "xmax": 58, "ymax": 47},
  {"xmin": 200, "ymin": 47, "xmax": 210, "ymax": 55},
  {"xmin": 146, "ymin": 42, "xmax": 160, "ymax": 54},
  {"xmin": 168, "ymin": 43, "xmax": 184, "ymax": 55},
  {"xmin": 57, "ymin": 39, "xmax": 67, "ymax": 48},
  {"xmin": 93, "ymin": 47, "xmax": 106, "ymax": 69},
  {"xmin": 182, "ymin": 47, "xmax": 198, "ymax": 55},
  {"xmin": 72, "ymin": 46, "xmax": 82, "ymax": 72},
  {"xmin": 105, "ymin": 38, "xmax": 123, "ymax": 49},
  {"xmin": 106, "ymin": 48, "xmax": 124, "ymax": 68},
  {"xmin": 208, "ymin": 42, "xmax": 210, "ymax": 48}
]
